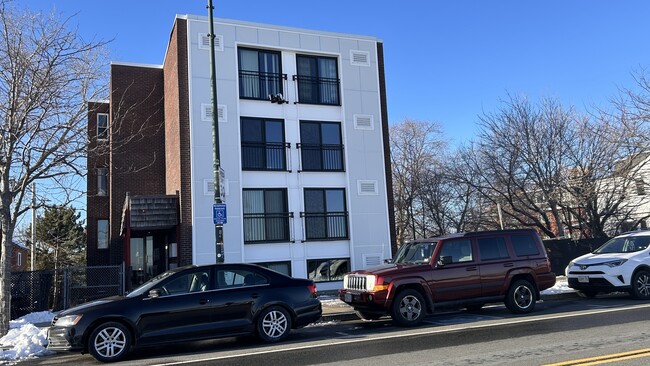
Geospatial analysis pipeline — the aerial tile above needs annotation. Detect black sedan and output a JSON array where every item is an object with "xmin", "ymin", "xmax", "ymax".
[{"xmin": 47, "ymin": 263, "xmax": 322, "ymax": 362}]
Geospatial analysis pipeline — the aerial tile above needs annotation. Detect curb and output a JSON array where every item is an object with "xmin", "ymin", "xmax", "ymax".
[{"xmin": 319, "ymin": 291, "xmax": 581, "ymax": 322}]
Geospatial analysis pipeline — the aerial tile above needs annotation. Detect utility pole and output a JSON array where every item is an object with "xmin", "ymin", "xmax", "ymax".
[
  {"xmin": 31, "ymin": 183, "xmax": 36, "ymax": 271},
  {"xmin": 207, "ymin": 0, "xmax": 224, "ymax": 262}
]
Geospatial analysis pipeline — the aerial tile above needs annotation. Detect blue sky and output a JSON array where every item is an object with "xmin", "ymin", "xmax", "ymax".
[{"xmin": 28, "ymin": 0, "xmax": 650, "ymax": 144}]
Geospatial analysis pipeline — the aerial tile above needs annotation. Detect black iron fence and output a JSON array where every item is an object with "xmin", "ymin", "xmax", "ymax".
[
  {"xmin": 10, "ymin": 264, "xmax": 124, "ymax": 319},
  {"xmin": 543, "ymin": 238, "xmax": 609, "ymax": 276}
]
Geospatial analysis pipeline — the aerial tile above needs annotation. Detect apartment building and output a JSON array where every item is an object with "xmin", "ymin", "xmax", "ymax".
[{"xmin": 87, "ymin": 15, "xmax": 395, "ymax": 291}]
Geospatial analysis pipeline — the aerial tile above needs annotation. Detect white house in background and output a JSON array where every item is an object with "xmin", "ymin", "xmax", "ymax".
[{"xmin": 86, "ymin": 15, "xmax": 396, "ymax": 291}]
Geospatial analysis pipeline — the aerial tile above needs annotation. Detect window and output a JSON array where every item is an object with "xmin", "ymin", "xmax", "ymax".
[
  {"xmin": 307, "ymin": 258, "xmax": 349, "ymax": 282},
  {"xmin": 241, "ymin": 118, "xmax": 287, "ymax": 170},
  {"xmin": 477, "ymin": 237, "xmax": 510, "ymax": 261},
  {"xmin": 438, "ymin": 239, "xmax": 473, "ymax": 264},
  {"xmin": 243, "ymin": 189, "xmax": 291, "ymax": 243},
  {"xmin": 238, "ymin": 48, "xmax": 283, "ymax": 100},
  {"xmin": 636, "ymin": 179, "xmax": 646, "ymax": 195},
  {"xmin": 302, "ymin": 188, "xmax": 348, "ymax": 240},
  {"xmin": 97, "ymin": 113, "xmax": 108, "ymax": 139},
  {"xmin": 163, "ymin": 270, "xmax": 211, "ymax": 295},
  {"xmin": 97, "ymin": 168, "xmax": 107, "ymax": 196},
  {"xmin": 296, "ymin": 55, "xmax": 339, "ymax": 105},
  {"xmin": 511, "ymin": 235, "xmax": 540, "ymax": 257},
  {"xmin": 299, "ymin": 121, "xmax": 343, "ymax": 171},
  {"xmin": 254, "ymin": 261, "xmax": 292, "ymax": 276},
  {"xmin": 97, "ymin": 220, "xmax": 109, "ymax": 249},
  {"xmin": 216, "ymin": 269, "xmax": 268, "ymax": 288}
]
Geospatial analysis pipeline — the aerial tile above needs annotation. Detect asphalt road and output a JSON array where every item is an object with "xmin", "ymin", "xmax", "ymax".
[{"xmin": 23, "ymin": 294, "xmax": 650, "ymax": 366}]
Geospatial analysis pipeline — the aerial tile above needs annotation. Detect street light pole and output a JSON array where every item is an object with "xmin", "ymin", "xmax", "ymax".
[{"xmin": 207, "ymin": 0, "xmax": 224, "ymax": 262}]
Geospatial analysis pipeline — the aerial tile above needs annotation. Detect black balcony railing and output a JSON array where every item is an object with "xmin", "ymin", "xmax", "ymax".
[
  {"xmin": 294, "ymin": 75, "xmax": 340, "ymax": 105},
  {"xmin": 301, "ymin": 211, "xmax": 348, "ymax": 241},
  {"xmin": 242, "ymin": 142, "xmax": 290, "ymax": 171},
  {"xmin": 239, "ymin": 70, "xmax": 284, "ymax": 100},
  {"xmin": 244, "ymin": 212, "xmax": 293, "ymax": 243},
  {"xmin": 298, "ymin": 143, "xmax": 344, "ymax": 171}
]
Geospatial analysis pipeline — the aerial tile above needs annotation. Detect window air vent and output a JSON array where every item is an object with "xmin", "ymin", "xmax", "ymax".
[
  {"xmin": 354, "ymin": 114, "xmax": 374, "ymax": 130},
  {"xmin": 350, "ymin": 50, "xmax": 370, "ymax": 67},
  {"xmin": 358, "ymin": 180, "xmax": 378, "ymax": 195},
  {"xmin": 364, "ymin": 254, "xmax": 382, "ymax": 268},
  {"xmin": 201, "ymin": 104, "xmax": 227, "ymax": 122},
  {"xmin": 199, "ymin": 33, "xmax": 224, "ymax": 51}
]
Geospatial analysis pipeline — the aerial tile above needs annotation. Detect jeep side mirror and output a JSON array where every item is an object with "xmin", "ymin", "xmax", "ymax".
[
  {"xmin": 437, "ymin": 256, "xmax": 453, "ymax": 267},
  {"xmin": 384, "ymin": 258, "xmax": 393, "ymax": 264}
]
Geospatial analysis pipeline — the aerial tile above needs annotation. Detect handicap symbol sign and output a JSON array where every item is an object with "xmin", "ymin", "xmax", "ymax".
[{"xmin": 213, "ymin": 203, "xmax": 227, "ymax": 224}]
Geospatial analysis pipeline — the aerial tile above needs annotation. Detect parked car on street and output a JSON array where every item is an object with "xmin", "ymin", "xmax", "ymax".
[
  {"xmin": 47, "ymin": 263, "xmax": 322, "ymax": 363},
  {"xmin": 566, "ymin": 231, "xmax": 650, "ymax": 299},
  {"xmin": 339, "ymin": 229, "xmax": 556, "ymax": 326}
]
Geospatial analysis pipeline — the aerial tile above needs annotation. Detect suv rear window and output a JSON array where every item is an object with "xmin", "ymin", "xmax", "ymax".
[
  {"xmin": 478, "ymin": 237, "xmax": 509, "ymax": 260},
  {"xmin": 511, "ymin": 235, "xmax": 540, "ymax": 256}
]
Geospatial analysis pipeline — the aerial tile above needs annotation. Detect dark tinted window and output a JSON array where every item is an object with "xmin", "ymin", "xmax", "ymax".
[
  {"xmin": 477, "ymin": 237, "xmax": 510, "ymax": 260},
  {"xmin": 511, "ymin": 235, "xmax": 540, "ymax": 256},
  {"xmin": 438, "ymin": 239, "xmax": 473, "ymax": 264}
]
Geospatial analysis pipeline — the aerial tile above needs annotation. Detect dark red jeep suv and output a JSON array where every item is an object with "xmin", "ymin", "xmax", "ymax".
[{"xmin": 339, "ymin": 229, "xmax": 556, "ymax": 326}]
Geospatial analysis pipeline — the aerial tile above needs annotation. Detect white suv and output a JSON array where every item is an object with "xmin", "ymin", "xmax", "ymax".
[{"xmin": 566, "ymin": 231, "xmax": 650, "ymax": 299}]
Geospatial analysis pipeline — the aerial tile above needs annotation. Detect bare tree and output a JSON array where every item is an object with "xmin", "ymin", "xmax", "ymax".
[
  {"xmin": 0, "ymin": 1, "xmax": 110, "ymax": 335},
  {"xmin": 390, "ymin": 119, "xmax": 445, "ymax": 243},
  {"xmin": 453, "ymin": 96, "xmax": 576, "ymax": 237}
]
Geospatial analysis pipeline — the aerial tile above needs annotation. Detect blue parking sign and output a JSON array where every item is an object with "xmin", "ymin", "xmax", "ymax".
[{"xmin": 213, "ymin": 203, "xmax": 227, "ymax": 224}]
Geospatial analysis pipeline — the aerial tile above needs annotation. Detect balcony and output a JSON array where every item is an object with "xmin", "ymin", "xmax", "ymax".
[
  {"xmin": 300, "ymin": 211, "xmax": 348, "ymax": 241},
  {"xmin": 293, "ymin": 75, "xmax": 340, "ymax": 105},
  {"xmin": 239, "ymin": 70, "xmax": 286, "ymax": 100},
  {"xmin": 298, "ymin": 143, "xmax": 344, "ymax": 172},
  {"xmin": 243, "ymin": 212, "xmax": 294, "ymax": 243},
  {"xmin": 242, "ymin": 142, "xmax": 291, "ymax": 171}
]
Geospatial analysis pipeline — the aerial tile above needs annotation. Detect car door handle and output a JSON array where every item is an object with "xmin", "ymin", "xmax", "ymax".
[
  {"xmin": 199, "ymin": 299, "xmax": 209, "ymax": 305},
  {"xmin": 503, "ymin": 263, "xmax": 514, "ymax": 267},
  {"xmin": 465, "ymin": 267, "xmax": 477, "ymax": 271},
  {"xmin": 251, "ymin": 293, "xmax": 259, "ymax": 299}
]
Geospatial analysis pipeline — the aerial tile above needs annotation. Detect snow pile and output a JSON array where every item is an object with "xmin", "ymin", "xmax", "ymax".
[
  {"xmin": 0, "ymin": 311, "xmax": 55, "ymax": 362},
  {"xmin": 540, "ymin": 276, "xmax": 574, "ymax": 295}
]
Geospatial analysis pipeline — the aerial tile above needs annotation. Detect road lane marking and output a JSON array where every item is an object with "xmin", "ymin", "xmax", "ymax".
[
  {"xmin": 148, "ymin": 303, "xmax": 650, "ymax": 366},
  {"xmin": 543, "ymin": 348, "xmax": 650, "ymax": 365}
]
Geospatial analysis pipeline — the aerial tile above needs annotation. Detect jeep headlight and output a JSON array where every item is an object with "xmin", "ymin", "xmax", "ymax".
[
  {"xmin": 54, "ymin": 314, "xmax": 82, "ymax": 327},
  {"xmin": 603, "ymin": 259, "xmax": 627, "ymax": 267}
]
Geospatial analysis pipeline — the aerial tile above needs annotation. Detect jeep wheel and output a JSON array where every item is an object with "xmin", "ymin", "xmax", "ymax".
[
  {"xmin": 505, "ymin": 279, "xmax": 536, "ymax": 314},
  {"xmin": 631, "ymin": 270, "xmax": 650, "ymax": 300},
  {"xmin": 355, "ymin": 310, "xmax": 383, "ymax": 321},
  {"xmin": 391, "ymin": 289, "xmax": 425, "ymax": 326}
]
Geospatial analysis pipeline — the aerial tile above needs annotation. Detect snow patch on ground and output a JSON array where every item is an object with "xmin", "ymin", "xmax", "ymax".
[{"xmin": 0, "ymin": 312, "xmax": 55, "ymax": 362}]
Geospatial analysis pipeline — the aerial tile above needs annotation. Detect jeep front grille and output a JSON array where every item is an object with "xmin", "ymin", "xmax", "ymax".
[{"xmin": 347, "ymin": 275, "xmax": 368, "ymax": 291}]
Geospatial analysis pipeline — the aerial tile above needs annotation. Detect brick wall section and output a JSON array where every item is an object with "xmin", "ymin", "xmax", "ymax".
[
  {"xmin": 377, "ymin": 42, "xmax": 398, "ymax": 255},
  {"xmin": 163, "ymin": 19, "xmax": 193, "ymax": 266},
  {"xmin": 87, "ymin": 102, "xmax": 111, "ymax": 266},
  {"xmin": 108, "ymin": 64, "xmax": 166, "ymax": 266}
]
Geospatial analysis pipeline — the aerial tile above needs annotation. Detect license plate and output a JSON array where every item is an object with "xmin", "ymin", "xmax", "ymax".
[
  {"xmin": 578, "ymin": 275, "xmax": 589, "ymax": 283},
  {"xmin": 344, "ymin": 292, "xmax": 352, "ymax": 302}
]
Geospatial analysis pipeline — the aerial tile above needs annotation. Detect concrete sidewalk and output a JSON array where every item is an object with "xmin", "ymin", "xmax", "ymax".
[{"xmin": 318, "ymin": 278, "xmax": 579, "ymax": 322}]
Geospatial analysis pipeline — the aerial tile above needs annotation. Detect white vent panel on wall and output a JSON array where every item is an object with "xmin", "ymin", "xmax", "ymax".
[
  {"xmin": 201, "ymin": 104, "xmax": 227, "ymax": 122},
  {"xmin": 204, "ymin": 179, "xmax": 229, "ymax": 196},
  {"xmin": 198, "ymin": 33, "xmax": 224, "ymax": 51},
  {"xmin": 363, "ymin": 254, "xmax": 382, "ymax": 268},
  {"xmin": 354, "ymin": 114, "xmax": 374, "ymax": 130},
  {"xmin": 350, "ymin": 50, "xmax": 370, "ymax": 67},
  {"xmin": 357, "ymin": 180, "xmax": 378, "ymax": 196}
]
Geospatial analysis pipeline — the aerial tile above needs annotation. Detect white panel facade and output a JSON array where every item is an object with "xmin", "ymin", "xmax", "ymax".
[{"xmin": 184, "ymin": 15, "xmax": 391, "ymax": 290}]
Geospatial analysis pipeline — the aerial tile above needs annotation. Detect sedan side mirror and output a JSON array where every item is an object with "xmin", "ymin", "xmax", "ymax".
[{"xmin": 148, "ymin": 289, "xmax": 162, "ymax": 298}]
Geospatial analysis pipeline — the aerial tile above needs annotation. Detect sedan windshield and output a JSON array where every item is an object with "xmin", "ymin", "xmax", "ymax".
[
  {"xmin": 594, "ymin": 236, "xmax": 650, "ymax": 254},
  {"xmin": 393, "ymin": 242, "xmax": 437, "ymax": 264},
  {"xmin": 126, "ymin": 270, "xmax": 176, "ymax": 297}
]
